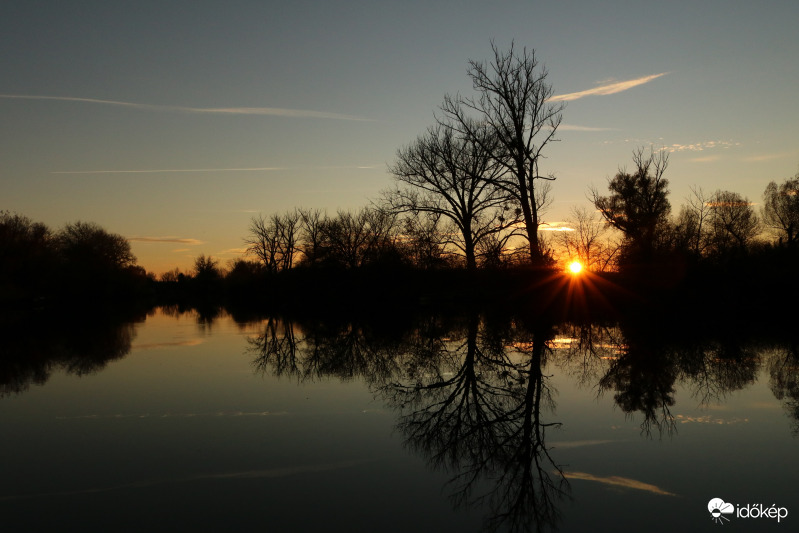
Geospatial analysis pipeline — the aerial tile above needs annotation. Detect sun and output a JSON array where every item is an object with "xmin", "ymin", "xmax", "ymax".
[{"xmin": 568, "ymin": 261, "xmax": 583, "ymax": 274}]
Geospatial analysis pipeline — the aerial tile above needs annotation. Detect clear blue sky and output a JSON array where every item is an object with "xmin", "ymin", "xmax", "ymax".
[{"xmin": 2, "ymin": 0, "xmax": 797, "ymax": 273}]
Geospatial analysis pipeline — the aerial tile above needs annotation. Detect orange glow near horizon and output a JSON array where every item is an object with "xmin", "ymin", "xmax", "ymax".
[{"xmin": 568, "ymin": 261, "xmax": 583, "ymax": 274}]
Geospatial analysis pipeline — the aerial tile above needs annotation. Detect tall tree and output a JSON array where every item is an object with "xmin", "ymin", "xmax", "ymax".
[
  {"xmin": 441, "ymin": 41, "xmax": 564, "ymax": 265},
  {"xmin": 592, "ymin": 148, "xmax": 671, "ymax": 266},
  {"xmin": 387, "ymin": 122, "xmax": 511, "ymax": 270}
]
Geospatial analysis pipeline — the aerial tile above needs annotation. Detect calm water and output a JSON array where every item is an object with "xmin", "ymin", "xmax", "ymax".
[{"xmin": 1, "ymin": 307, "xmax": 797, "ymax": 532}]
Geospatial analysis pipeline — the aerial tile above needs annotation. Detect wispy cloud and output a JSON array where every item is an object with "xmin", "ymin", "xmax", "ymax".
[
  {"xmin": 0, "ymin": 94, "xmax": 373, "ymax": 121},
  {"xmin": 559, "ymin": 124, "xmax": 615, "ymax": 132},
  {"xmin": 53, "ymin": 167, "xmax": 286, "ymax": 174},
  {"xmin": 664, "ymin": 140, "xmax": 741, "ymax": 153},
  {"xmin": 540, "ymin": 221, "xmax": 575, "ymax": 232},
  {"xmin": 128, "ymin": 237, "xmax": 204, "ymax": 245},
  {"xmin": 564, "ymin": 471, "xmax": 676, "ymax": 496},
  {"xmin": 550, "ymin": 73, "xmax": 668, "ymax": 102},
  {"xmin": 742, "ymin": 151, "xmax": 795, "ymax": 162},
  {"xmin": 689, "ymin": 155, "xmax": 722, "ymax": 163},
  {"xmin": 52, "ymin": 165, "xmax": 378, "ymax": 175},
  {"xmin": 217, "ymin": 247, "xmax": 248, "ymax": 256}
]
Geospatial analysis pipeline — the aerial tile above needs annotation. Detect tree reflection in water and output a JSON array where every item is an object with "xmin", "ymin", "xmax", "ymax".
[
  {"xmin": 249, "ymin": 313, "xmax": 570, "ymax": 532},
  {"xmin": 245, "ymin": 309, "xmax": 799, "ymax": 531},
  {"xmin": 381, "ymin": 315, "xmax": 569, "ymax": 532}
]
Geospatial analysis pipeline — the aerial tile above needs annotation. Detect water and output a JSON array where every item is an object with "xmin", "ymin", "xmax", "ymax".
[{"xmin": 1, "ymin": 307, "xmax": 797, "ymax": 532}]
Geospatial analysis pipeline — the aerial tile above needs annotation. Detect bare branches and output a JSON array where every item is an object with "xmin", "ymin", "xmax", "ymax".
[
  {"xmin": 387, "ymin": 121, "xmax": 515, "ymax": 270},
  {"xmin": 441, "ymin": 41, "xmax": 564, "ymax": 263}
]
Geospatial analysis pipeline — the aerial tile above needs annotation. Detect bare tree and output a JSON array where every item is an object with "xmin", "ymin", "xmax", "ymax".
[
  {"xmin": 556, "ymin": 206, "xmax": 618, "ymax": 271},
  {"xmin": 398, "ymin": 211, "xmax": 451, "ymax": 269},
  {"xmin": 245, "ymin": 211, "xmax": 301, "ymax": 273},
  {"xmin": 297, "ymin": 208, "xmax": 327, "ymax": 266},
  {"xmin": 761, "ymin": 173, "xmax": 799, "ymax": 246},
  {"xmin": 387, "ymin": 122, "xmax": 513, "ymax": 270},
  {"xmin": 441, "ymin": 41, "xmax": 564, "ymax": 265},
  {"xmin": 674, "ymin": 186, "xmax": 713, "ymax": 257},
  {"xmin": 321, "ymin": 207, "xmax": 399, "ymax": 268}
]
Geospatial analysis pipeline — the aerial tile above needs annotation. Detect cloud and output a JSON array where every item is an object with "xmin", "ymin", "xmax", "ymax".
[
  {"xmin": 53, "ymin": 167, "xmax": 286, "ymax": 174},
  {"xmin": 550, "ymin": 73, "xmax": 668, "ymax": 102},
  {"xmin": 663, "ymin": 140, "xmax": 740, "ymax": 153},
  {"xmin": 216, "ymin": 248, "xmax": 248, "ymax": 256},
  {"xmin": 52, "ymin": 165, "xmax": 377, "ymax": 175},
  {"xmin": 0, "ymin": 93, "xmax": 373, "ymax": 121},
  {"xmin": 128, "ymin": 237, "xmax": 204, "ymax": 245},
  {"xmin": 559, "ymin": 124, "xmax": 615, "ymax": 132},
  {"xmin": 540, "ymin": 221, "xmax": 575, "ymax": 232},
  {"xmin": 564, "ymin": 471, "xmax": 676, "ymax": 496},
  {"xmin": 689, "ymin": 155, "xmax": 721, "ymax": 163},
  {"xmin": 742, "ymin": 151, "xmax": 795, "ymax": 162}
]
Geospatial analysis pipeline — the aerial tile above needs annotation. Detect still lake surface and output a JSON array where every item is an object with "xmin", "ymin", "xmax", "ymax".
[{"xmin": 1, "ymin": 306, "xmax": 797, "ymax": 532}]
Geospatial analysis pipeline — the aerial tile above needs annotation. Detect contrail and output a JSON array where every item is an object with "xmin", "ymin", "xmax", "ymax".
[{"xmin": 0, "ymin": 94, "xmax": 373, "ymax": 121}]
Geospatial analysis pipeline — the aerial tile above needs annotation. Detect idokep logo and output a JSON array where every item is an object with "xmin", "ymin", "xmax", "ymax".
[
  {"xmin": 708, "ymin": 498, "xmax": 735, "ymax": 524},
  {"xmin": 708, "ymin": 497, "xmax": 789, "ymax": 525}
]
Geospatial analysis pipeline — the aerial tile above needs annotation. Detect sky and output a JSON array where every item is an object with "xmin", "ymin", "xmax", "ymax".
[{"xmin": 2, "ymin": 0, "xmax": 798, "ymax": 274}]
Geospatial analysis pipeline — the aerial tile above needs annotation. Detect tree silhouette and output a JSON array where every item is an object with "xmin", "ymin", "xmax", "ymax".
[
  {"xmin": 441, "ymin": 41, "xmax": 564, "ymax": 265},
  {"xmin": 0, "ymin": 212, "xmax": 55, "ymax": 298},
  {"xmin": 388, "ymin": 122, "xmax": 514, "ymax": 270},
  {"xmin": 706, "ymin": 190, "xmax": 759, "ymax": 257},
  {"xmin": 592, "ymin": 148, "xmax": 671, "ymax": 267},
  {"xmin": 57, "ymin": 221, "xmax": 136, "ymax": 272},
  {"xmin": 761, "ymin": 174, "xmax": 799, "ymax": 246},
  {"xmin": 245, "ymin": 211, "xmax": 301, "ymax": 273}
]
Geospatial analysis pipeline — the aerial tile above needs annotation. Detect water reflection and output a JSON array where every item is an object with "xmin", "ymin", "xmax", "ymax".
[
  {"xmin": 4, "ymin": 306, "xmax": 799, "ymax": 531},
  {"xmin": 0, "ymin": 311, "xmax": 143, "ymax": 397},
  {"xmin": 381, "ymin": 316, "xmax": 568, "ymax": 532},
  {"xmin": 246, "ymin": 310, "xmax": 799, "ymax": 530}
]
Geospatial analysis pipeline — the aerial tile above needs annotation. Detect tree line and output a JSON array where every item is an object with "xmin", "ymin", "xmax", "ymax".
[{"xmin": 0, "ymin": 213, "xmax": 149, "ymax": 306}]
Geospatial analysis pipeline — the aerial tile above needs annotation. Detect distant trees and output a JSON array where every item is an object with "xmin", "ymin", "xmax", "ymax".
[
  {"xmin": 592, "ymin": 149, "xmax": 671, "ymax": 267},
  {"xmin": 193, "ymin": 254, "xmax": 221, "ymax": 281},
  {"xmin": 245, "ymin": 207, "xmax": 403, "ymax": 271},
  {"xmin": 441, "ymin": 41, "xmax": 564, "ymax": 265},
  {"xmin": 761, "ymin": 174, "xmax": 799, "ymax": 246}
]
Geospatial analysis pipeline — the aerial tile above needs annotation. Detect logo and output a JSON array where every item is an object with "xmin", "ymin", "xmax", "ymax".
[
  {"xmin": 707, "ymin": 497, "xmax": 789, "ymax": 525},
  {"xmin": 708, "ymin": 498, "xmax": 734, "ymax": 524}
]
